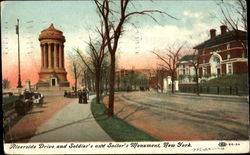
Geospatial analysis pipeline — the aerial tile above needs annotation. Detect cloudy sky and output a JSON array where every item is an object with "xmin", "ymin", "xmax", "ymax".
[{"xmin": 1, "ymin": 0, "xmax": 235, "ymax": 87}]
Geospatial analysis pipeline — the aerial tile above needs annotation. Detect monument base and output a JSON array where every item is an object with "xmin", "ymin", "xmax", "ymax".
[{"xmin": 36, "ymin": 81, "xmax": 70, "ymax": 91}]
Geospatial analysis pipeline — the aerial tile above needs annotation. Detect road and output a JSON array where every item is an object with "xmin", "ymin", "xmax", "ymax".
[
  {"xmin": 103, "ymin": 91, "xmax": 249, "ymax": 140},
  {"xmin": 29, "ymin": 95, "xmax": 112, "ymax": 142}
]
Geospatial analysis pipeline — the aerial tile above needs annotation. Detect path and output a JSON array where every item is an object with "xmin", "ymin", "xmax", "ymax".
[
  {"xmin": 4, "ymin": 95, "xmax": 75, "ymax": 143},
  {"xmin": 29, "ymin": 95, "xmax": 113, "ymax": 142}
]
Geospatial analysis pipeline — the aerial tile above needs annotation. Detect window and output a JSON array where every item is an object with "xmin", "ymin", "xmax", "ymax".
[
  {"xmin": 227, "ymin": 43, "xmax": 231, "ymax": 50},
  {"xmin": 242, "ymin": 52, "xmax": 245, "ymax": 58},
  {"xmin": 179, "ymin": 65, "xmax": 183, "ymax": 75},
  {"xmin": 203, "ymin": 67, "xmax": 207, "ymax": 76},
  {"xmin": 227, "ymin": 54, "xmax": 230, "ymax": 59},
  {"xmin": 186, "ymin": 67, "xmax": 189, "ymax": 75},
  {"xmin": 227, "ymin": 63, "xmax": 233, "ymax": 74},
  {"xmin": 203, "ymin": 59, "xmax": 205, "ymax": 64}
]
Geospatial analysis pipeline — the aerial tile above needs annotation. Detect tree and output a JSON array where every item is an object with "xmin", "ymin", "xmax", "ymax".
[
  {"xmin": 2, "ymin": 78, "xmax": 10, "ymax": 89},
  {"xmin": 68, "ymin": 53, "xmax": 83, "ymax": 95},
  {"xmin": 217, "ymin": 0, "xmax": 247, "ymax": 49},
  {"xmin": 188, "ymin": 50, "xmax": 200, "ymax": 96},
  {"xmin": 94, "ymin": 0, "xmax": 176, "ymax": 116},
  {"xmin": 152, "ymin": 43, "xmax": 183, "ymax": 93},
  {"xmin": 218, "ymin": 0, "xmax": 247, "ymax": 31},
  {"xmin": 75, "ymin": 46, "xmax": 108, "ymax": 104},
  {"xmin": 100, "ymin": 56, "xmax": 111, "ymax": 94},
  {"xmin": 74, "ymin": 21, "xmax": 109, "ymax": 104}
]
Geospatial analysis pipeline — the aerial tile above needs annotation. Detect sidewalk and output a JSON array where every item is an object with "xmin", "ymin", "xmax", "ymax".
[{"xmin": 29, "ymin": 95, "xmax": 113, "ymax": 142}]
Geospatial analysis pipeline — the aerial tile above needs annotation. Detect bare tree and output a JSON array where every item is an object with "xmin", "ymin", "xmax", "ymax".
[
  {"xmin": 218, "ymin": 0, "xmax": 247, "ymax": 31},
  {"xmin": 94, "ymin": 0, "xmax": 176, "ymax": 116},
  {"xmin": 2, "ymin": 78, "xmax": 10, "ymax": 89},
  {"xmin": 75, "ymin": 46, "xmax": 108, "ymax": 104},
  {"xmin": 187, "ymin": 50, "xmax": 200, "ymax": 96},
  {"xmin": 217, "ymin": 0, "xmax": 247, "ymax": 49},
  {"xmin": 101, "ymin": 55, "xmax": 111, "ymax": 94},
  {"xmin": 68, "ymin": 53, "xmax": 83, "ymax": 95},
  {"xmin": 74, "ymin": 21, "xmax": 109, "ymax": 104},
  {"xmin": 152, "ymin": 43, "xmax": 183, "ymax": 93}
]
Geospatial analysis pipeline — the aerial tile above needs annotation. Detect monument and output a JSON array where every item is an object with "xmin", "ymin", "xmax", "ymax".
[{"xmin": 36, "ymin": 24, "xmax": 69, "ymax": 89}]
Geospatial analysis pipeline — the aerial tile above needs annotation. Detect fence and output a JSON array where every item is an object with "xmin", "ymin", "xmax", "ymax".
[{"xmin": 179, "ymin": 86, "xmax": 248, "ymax": 96}]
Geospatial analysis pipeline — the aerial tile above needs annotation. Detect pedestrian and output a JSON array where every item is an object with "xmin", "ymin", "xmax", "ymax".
[
  {"xmin": 78, "ymin": 90, "xmax": 82, "ymax": 104},
  {"xmin": 82, "ymin": 89, "xmax": 88, "ymax": 104},
  {"xmin": 64, "ymin": 90, "xmax": 67, "ymax": 97}
]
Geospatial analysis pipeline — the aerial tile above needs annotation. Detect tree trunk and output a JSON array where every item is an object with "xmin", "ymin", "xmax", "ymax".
[
  {"xmin": 75, "ymin": 79, "xmax": 77, "ymax": 96},
  {"xmin": 195, "ymin": 68, "xmax": 200, "ymax": 96},
  {"xmin": 92, "ymin": 79, "xmax": 95, "ymax": 92},
  {"xmin": 95, "ymin": 69, "xmax": 101, "ymax": 104},
  {"xmin": 171, "ymin": 75, "xmax": 174, "ymax": 93},
  {"xmin": 74, "ymin": 65, "xmax": 77, "ymax": 95},
  {"xmin": 108, "ymin": 53, "xmax": 116, "ymax": 117},
  {"xmin": 105, "ymin": 76, "xmax": 108, "ymax": 94}
]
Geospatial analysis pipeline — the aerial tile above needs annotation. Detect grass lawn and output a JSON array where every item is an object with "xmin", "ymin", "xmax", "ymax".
[
  {"xmin": 91, "ymin": 97, "xmax": 160, "ymax": 142},
  {"xmin": 180, "ymin": 74, "xmax": 248, "ymax": 95}
]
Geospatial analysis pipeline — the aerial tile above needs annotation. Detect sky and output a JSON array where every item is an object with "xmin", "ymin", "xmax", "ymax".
[{"xmin": 1, "ymin": 0, "xmax": 238, "ymax": 87}]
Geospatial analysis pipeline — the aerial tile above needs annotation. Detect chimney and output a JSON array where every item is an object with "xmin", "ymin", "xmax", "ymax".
[
  {"xmin": 210, "ymin": 29, "xmax": 216, "ymax": 39},
  {"xmin": 220, "ymin": 25, "xmax": 227, "ymax": 35}
]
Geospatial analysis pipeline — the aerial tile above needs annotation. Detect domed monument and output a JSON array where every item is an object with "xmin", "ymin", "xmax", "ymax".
[{"xmin": 36, "ymin": 24, "xmax": 69, "ymax": 89}]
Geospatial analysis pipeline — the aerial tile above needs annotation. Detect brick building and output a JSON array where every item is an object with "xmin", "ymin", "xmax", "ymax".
[{"xmin": 193, "ymin": 25, "xmax": 247, "ymax": 81}]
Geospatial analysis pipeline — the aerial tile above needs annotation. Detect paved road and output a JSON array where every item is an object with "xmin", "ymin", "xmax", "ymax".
[
  {"xmin": 104, "ymin": 91, "xmax": 249, "ymax": 140},
  {"xmin": 29, "ymin": 95, "xmax": 113, "ymax": 142}
]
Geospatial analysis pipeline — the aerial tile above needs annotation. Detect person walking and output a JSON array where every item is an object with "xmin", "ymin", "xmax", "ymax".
[
  {"xmin": 82, "ymin": 89, "xmax": 88, "ymax": 104},
  {"xmin": 78, "ymin": 90, "xmax": 83, "ymax": 104}
]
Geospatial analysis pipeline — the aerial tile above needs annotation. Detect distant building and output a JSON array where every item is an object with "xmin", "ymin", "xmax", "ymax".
[
  {"xmin": 115, "ymin": 68, "xmax": 153, "ymax": 91},
  {"xmin": 177, "ymin": 54, "xmax": 197, "ymax": 84},
  {"xmin": 193, "ymin": 25, "xmax": 247, "ymax": 81},
  {"xmin": 114, "ymin": 67, "xmax": 179, "ymax": 92}
]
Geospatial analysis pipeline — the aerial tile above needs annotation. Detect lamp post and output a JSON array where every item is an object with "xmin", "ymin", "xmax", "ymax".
[{"xmin": 16, "ymin": 18, "xmax": 22, "ymax": 88}]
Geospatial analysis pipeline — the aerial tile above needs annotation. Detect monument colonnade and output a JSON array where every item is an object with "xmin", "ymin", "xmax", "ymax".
[{"xmin": 40, "ymin": 42, "xmax": 64, "ymax": 69}]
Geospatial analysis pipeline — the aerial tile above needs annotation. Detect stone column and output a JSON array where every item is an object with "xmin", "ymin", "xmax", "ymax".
[
  {"xmin": 48, "ymin": 43, "xmax": 52, "ymax": 68},
  {"xmin": 53, "ymin": 43, "xmax": 57, "ymax": 68},
  {"xmin": 40, "ymin": 44, "xmax": 44, "ymax": 68},
  {"xmin": 59, "ymin": 44, "xmax": 62, "ymax": 68},
  {"xmin": 62, "ymin": 45, "xmax": 64, "ymax": 68},
  {"xmin": 44, "ymin": 44, "xmax": 48, "ymax": 68}
]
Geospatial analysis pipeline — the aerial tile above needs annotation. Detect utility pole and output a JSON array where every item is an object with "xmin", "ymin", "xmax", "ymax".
[{"xmin": 16, "ymin": 18, "xmax": 22, "ymax": 88}]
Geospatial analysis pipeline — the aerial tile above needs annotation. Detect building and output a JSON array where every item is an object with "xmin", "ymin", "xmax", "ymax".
[
  {"xmin": 177, "ymin": 54, "xmax": 197, "ymax": 84},
  {"xmin": 36, "ymin": 24, "xmax": 70, "ymax": 89},
  {"xmin": 193, "ymin": 25, "xmax": 247, "ymax": 81},
  {"xmin": 115, "ymin": 68, "xmax": 152, "ymax": 91}
]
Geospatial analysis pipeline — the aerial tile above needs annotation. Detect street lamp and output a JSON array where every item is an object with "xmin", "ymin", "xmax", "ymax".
[{"xmin": 16, "ymin": 18, "xmax": 22, "ymax": 88}]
